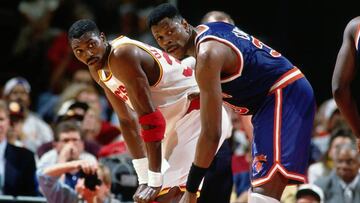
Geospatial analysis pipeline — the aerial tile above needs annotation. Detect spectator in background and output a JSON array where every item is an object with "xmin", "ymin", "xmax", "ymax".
[
  {"xmin": 55, "ymin": 84, "xmax": 121, "ymax": 145},
  {"xmin": 37, "ymin": 120, "xmax": 97, "ymax": 189},
  {"xmin": 308, "ymin": 128, "xmax": 355, "ymax": 184},
  {"xmin": 6, "ymin": 100, "xmax": 26, "ymax": 147},
  {"xmin": 201, "ymin": 10, "xmax": 235, "ymax": 24},
  {"xmin": 295, "ymin": 184, "xmax": 324, "ymax": 203},
  {"xmin": 55, "ymin": 82, "xmax": 109, "ymax": 122},
  {"xmin": 229, "ymin": 111, "xmax": 251, "ymax": 198},
  {"xmin": 38, "ymin": 159, "xmax": 120, "ymax": 203},
  {"xmin": 315, "ymin": 143, "xmax": 360, "ymax": 203},
  {"xmin": 47, "ymin": 31, "xmax": 88, "ymax": 93},
  {"xmin": 2, "ymin": 77, "xmax": 53, "ymax": 153},
  {"xmin": 137, "ymin": 6, "xmax": 158, "ymax": 47},
  {"xmin": 13, "ymin": 0, "xmax": 59, "ymax": 56},
  {"xmin": 312, "ymin": 98, "xmax": 347, "ymax": 155},
  {"xmin": 0, "ymin": 100, "xmax": 37, "ymax": 197}
]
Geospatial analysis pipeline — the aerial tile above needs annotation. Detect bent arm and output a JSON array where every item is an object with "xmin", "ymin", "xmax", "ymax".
[
  {"xmin": 332, "ymin": 18, "xmax": 360, "ymax": 137},
  {"xmin": 43, "ymin": 160, "xmax": 90, "ymax": 177},
  {"xmin": 109, "ymin": 46, "xmax": 162, "ymax": 173},
  {"xmin": 104, "ymin": 87, "xmax": 146, "ymax": 159}
]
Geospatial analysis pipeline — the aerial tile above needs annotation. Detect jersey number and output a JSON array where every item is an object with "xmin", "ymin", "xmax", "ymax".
[{"xmin": 232, "ymin": 27, "xmax": 281, "ymax": 57}]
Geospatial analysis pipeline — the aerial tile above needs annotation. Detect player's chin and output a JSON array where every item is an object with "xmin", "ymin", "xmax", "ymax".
[{"xmin": 170, "ymin": 49, "xmax": 185, "ymax": 60}]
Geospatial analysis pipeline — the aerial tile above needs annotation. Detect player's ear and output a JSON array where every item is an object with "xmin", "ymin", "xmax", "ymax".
[
  {"xmin": 181, "ymin": 19, "xmax": 191, "ymax": 33},
  {"xmin": 100, "ymin": 32, "xmax": 106, "ymax": 42}
]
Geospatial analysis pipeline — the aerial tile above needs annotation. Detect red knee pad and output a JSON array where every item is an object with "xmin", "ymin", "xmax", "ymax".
[{"xmin": 139, "ymin": 108, "xmax": 166, "ymax": 142}]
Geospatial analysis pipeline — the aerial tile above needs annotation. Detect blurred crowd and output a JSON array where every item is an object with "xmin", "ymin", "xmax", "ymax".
[{"xmin": 0, "ymin": 0, "xmax": 359, "ymax": 203}]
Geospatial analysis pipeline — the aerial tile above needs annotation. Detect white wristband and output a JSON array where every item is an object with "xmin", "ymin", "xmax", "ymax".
[
  {"xmin": 148, "ymin": 170, "xmax": 163, "ymax": 187},
  {"xmin": 132, "ymin": 158, "xmax": 148, "ymax": 184}
]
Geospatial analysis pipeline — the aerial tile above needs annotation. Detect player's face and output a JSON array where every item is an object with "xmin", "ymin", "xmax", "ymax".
[
  {"xmin": 71, "ymin": 32, "xmax": 107, "ymax": 70},
  {"xmin": 151, "ymin": 17, "xmax": 191, "ymax": 59}
]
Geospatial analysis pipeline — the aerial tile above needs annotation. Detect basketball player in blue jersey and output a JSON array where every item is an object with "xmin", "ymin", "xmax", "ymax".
[
  {"xmin": 332, "ymin": 16, "xmax": 360, "ymax": 150},
  {"xmin": 148, "ymin": 4, "xmax": 316, "ymax": 203}
]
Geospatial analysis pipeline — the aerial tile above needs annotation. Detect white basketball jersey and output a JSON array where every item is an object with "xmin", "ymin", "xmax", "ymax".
[{"xmin": 98, "ymin": 36, "xmax": 199, "ymax": 132}]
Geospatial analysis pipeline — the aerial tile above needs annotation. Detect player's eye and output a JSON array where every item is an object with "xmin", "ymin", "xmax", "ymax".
[{"xmin": 156, "ymin": 36, "xmax": 163, "ymax": 41}]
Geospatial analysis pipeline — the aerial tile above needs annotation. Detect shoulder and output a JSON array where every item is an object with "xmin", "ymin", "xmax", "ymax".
[
  {"xmin": 6, "ymin": 143, "xmax": 33, "ymax": 155},
  {"xmin": 26, "ymin": 112, "xmax": 52, "ymax": 129},
  {"xmin": 344, "ymin": 16, "xmax": 360, "ymax": 38},
  {"xmin": 5, "ymin": 143, "xmax": 35, "ymax": 165},
  {"xmin": 314, "ymin": 173, "xmax": 335, "ymax": 189},
  {"xmin": 110, "ymin": 43, "xmax": 144, "ymax": 64},
  {"xmin": 38, "ymin": 149, "xmax": 57, "ymax": 168}
]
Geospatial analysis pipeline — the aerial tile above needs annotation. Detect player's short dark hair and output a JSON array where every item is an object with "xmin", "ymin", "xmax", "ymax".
[
  {"xmin": 68, "ymin": 19, "xmax": 100, "ymax": 41},
  {"xmin": 147, "ymin": 3, "xmax": 182, "ymax": 28}
]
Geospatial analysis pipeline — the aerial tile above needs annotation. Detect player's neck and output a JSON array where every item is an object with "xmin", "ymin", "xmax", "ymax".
[
  {"xmin": 101, "ymin": 42, "xmax": 112, "ymax": 70},
  {"xmin": 186, "ymin": 29, "xmax": 197, "ymax": 57}
]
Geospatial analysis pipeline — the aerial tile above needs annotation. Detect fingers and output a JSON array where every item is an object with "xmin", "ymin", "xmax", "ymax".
[
  {"xmin": 133, "ymin": 185, "xmax": 161, "ymax": 203},
  {"xmin": 79, "ymin": 161, "xmax": 97, "ymax": 175}
]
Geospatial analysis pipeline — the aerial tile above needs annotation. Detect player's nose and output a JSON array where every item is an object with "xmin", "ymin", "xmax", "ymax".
[{"xmin": 86, "ymin": 49, "xmax": 94, "ymax": 57}]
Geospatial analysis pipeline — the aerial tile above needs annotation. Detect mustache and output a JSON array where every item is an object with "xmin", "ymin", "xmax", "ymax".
[{"xmin": 86, "ymin": 57, "xmax": 97, "ymax": 64}]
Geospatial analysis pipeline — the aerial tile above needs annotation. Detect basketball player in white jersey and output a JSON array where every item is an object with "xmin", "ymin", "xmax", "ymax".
[{"xmin": 68, "ymin": 19, "xmax": 232, "ymax": 203}]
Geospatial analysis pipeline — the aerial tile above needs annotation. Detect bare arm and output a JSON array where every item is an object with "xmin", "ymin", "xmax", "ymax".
[
  {"xmin": 43, "ymin": 160, "xmax": 96, "ymax": 177},
  {"xmin": 109, "ymin": 45, "xmax": 161, "ymax": 172},
  {"xmin": 332, "ymin": 17, "xmax": 360, "ymax": 138},
  {"xmin": 103, "ymin": 87, "xmax": 146, "ymax": 159},
  {"xmin": 193, "ymin": 41, "xmax": 229, "ymax": 168}
]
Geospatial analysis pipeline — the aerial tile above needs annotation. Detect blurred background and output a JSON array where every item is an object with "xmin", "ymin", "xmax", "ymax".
[
  {"xmin": 1, "ymin": 0, "xmax": 359, "ymax": 107},
  {"xmin": 0, "ymin": 0, "xmax": 359, "ymax": 202}
]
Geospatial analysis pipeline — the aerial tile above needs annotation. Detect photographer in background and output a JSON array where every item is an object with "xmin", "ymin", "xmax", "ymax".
[
  {"xmin": 38, "ymin": 159, "xmax": 120, "ymax": 203},
  {"xmin": 37, "ymin": 120, "xmax": 97, "ymax": 190}
]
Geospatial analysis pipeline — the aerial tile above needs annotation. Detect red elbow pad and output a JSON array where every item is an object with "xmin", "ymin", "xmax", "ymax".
[{"xmin": 139, "ymin": 108, "xmax": 166, "ymax": 142}]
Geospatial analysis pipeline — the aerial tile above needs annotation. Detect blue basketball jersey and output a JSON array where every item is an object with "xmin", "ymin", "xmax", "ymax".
[
  {"xmin": 195, "ymin": 22, "xmax": 316, "ymax": 186},
  {"xmin": 195, "ymin": 22, "xmax": 295, "ymax": 114}
]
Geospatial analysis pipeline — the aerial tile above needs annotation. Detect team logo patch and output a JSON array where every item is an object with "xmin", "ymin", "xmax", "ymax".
[{"xmin": 252, "ymin": 154, "xmax": 267, "ymax": 174}]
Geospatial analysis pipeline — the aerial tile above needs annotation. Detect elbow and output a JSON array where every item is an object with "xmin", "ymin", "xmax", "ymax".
[
  {"xmin": 204, "ymin": 129, "xmax": 222, "ymax": 144},
  {"xmin": 332, "ymin": 86, "xmax": 341, "ymax": 100},
  {"xmin": 332, "ymin": 83, "xmax": 347, "ymax": 102}
]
